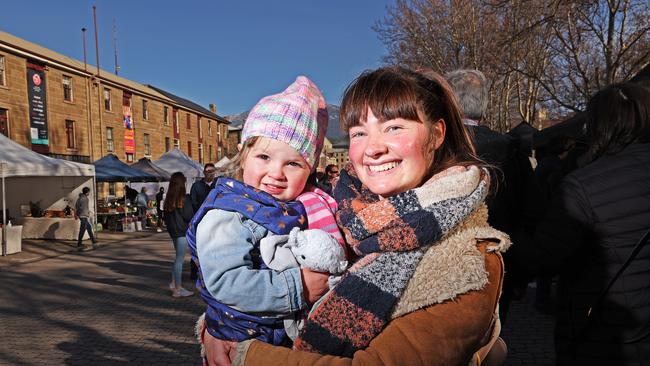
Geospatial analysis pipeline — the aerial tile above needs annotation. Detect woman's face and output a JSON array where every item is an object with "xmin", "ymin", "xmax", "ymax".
[
  {"xmin": 241, "ymin": 137, "xmax": 311, "ymax": 201},
  {"xmin": 348, "ymin": 108, "xmax": 445, "ymax": 197}
]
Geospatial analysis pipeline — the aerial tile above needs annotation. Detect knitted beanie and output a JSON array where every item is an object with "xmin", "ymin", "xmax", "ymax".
[{"xmin": 241, "ymin": 76, "xmax": 328, "ymax": 170}]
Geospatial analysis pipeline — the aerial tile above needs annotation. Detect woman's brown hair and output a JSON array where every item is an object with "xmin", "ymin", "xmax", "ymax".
[
  {"xmin": 163, "ymin": 172, "xmax": 187, "ymax": 212},
  {"xmin": 340, "ymin": 67, "xmax": 480, "ymax": 178}
]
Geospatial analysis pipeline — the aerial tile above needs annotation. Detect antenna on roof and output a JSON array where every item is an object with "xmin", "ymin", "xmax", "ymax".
[{"xmin": 113, "ymin": 19, "xmax": 120, "ymax": 76}]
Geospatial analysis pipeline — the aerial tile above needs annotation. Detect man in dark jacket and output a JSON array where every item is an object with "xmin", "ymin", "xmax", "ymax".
[
  {"xmin": 188, "ymin": 163, "xmax": 216, "ymax": 279},
  {"xmin": 74, "ymin": 186, "xmax": 97, "ymax": 250},
  {"xmin": 190, "ymin": 163, "xmax": 217, "ymax": 212},
  {"xmin": 446, "ymin": 69, "xmax": 545, "ymax": 323},
  {"xmin": 512, "ymin": 83, "xmax": 650, "ymax": 364}
]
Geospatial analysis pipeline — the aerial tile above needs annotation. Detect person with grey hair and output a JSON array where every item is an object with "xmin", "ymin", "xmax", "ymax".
[{"xmin": 446, "ymin": 69, "xmax": 544, "ymax": 324}]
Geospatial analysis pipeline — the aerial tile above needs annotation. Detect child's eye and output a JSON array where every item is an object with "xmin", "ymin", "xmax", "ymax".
[
  {"xmin": 256, "ymin": 154, "xmax": 270, "ymax": 160},
  {"xmin": 288, "ymin": 161, "xmax": 303, "ymax": 168}
]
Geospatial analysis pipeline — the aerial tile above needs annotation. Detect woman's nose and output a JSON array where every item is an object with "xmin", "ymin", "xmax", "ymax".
[{"xmin": 364, "ymin": 135, "xmax": 388, "ymax": 158}]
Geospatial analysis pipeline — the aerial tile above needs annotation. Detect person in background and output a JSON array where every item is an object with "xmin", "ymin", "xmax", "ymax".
[
  {"xmin": 445, "ymin": 69, "xmax": 544, "ymax": 323},
  {"xmin": 156, "ymin": 187, "xmax": 165, "ymax": 233},
  {"xmin": 189, "ymin": 163, "xmax": 217, "ymax": 279},
  {"xmin": 136, "ymin": 187, "xmax": 149, "ymax": 230},
  {"xmin": 74, "ymin": 186, "xmax": 97, "ymax": 250},
  {"xmin": 512, "ymin": 82, "xmax": 650, "ymax": 365},
  {"xmin": 163, "ymin": 172, "xmax": 195, "ymax": 298},
  {"xmin": 191, "ymin": 163, "xmax": 217, "ymax": 212},
  {"xmin": 316, "ymin": 164, "xmax": 339, "ymax": 194}
]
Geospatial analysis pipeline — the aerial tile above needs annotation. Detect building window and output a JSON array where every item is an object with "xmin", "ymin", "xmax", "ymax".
[
  {"xmin": 165, "ymin": 137, "xmax": 170, "ymax": 152},
  {"xmin": 144, "ymin": 133, "xmax": 151, "ymax": 156},
  {"xmin": 198, "ymin": 143, "xmax": 204, "ymax": 164},
  {"xmin": 163, "ymin": 106, "xmax": 169, "ymax": 125},
  {"xmin": 62, "ymin": 75, "xmax": 73, "ymax": 102},
  {"xmin": 198, "ymin": 116, "xmax": 203, "ymax": 140},
  {"xmin": 106, "ymin": 127, "xmax": 114, "ymax": 152},
  {"xmin": 0, "ymin": 108, "xmax": 8, "ymax": 136},
  {"xmin": 173, "ymin": 138, "xmax": 180, "ymax": 149},
  {"xmin": 65, "ymin": 120, "xmax": 76, "ymax": 149},
  {"xmin": 108, "ymin": 182, "xmax": 116, "ymax": 196},
  {"xmin": 187, "ymin": 141, "xmax": 192, "ymax": 158},
  {"xmin": 217, "ymin": 123, "xmax": 221, "ymax": 143},
  {"xmin": 186, "ymin": 113, "xmax": 191, "ymax": 130},
  {"xmin": 104, "ymin": 88, "xmax": 112, "ymax": 111},
  {"xmin": 208, "ymin": 120, "xmax": 212, "ymax": 136},
  {"xmin": 142, "ymin": 100, "xmax": 148, "ymax": 120},
  {"xmin": 0, "ymin": 55, "xmax": 5, "ymax": 87},
  {"xmin": 126, "ymin": 153, "xmax": 134, "ymax": 163},
  {"xmin": 209, "ymin": 145, "xmax": 213, "ymax": 162},
  {"xmin": 218, "ymin": 146, "xmax": 222, "ymax": 160}
]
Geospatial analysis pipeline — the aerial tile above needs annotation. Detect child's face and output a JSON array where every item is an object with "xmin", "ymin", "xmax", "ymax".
[{"xmin": 242, "ymin": 137, "xmax": 311, "ymax": 201}]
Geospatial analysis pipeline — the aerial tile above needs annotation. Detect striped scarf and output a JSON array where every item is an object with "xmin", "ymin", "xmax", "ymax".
[{"xmin": 293, "ymin": 164, "xmax": 489, "ymax": 356}]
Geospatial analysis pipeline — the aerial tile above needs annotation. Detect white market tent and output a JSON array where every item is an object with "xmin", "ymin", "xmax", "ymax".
[
  {"xmin": 215, "ymin": 156, "xmax": 230, "ymax": 168},
  {"xmin": 0, "ymin": 134, "xmax": 95, "ymax": 255},
  {"xmin": 153, "ymin": 148, "xmax": 204, "ymax": 192}
]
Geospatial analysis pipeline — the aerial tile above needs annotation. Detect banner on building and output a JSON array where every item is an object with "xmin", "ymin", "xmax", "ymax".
[
  {"xmin": 27, "ymin": 61, "xmax": 49, "ymax": 146},
  {"xmin": 123, "ymin": 92, "xmax": 134, "ymax": 154}
]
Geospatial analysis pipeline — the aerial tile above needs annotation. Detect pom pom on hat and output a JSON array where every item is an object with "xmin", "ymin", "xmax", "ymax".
[{"xmin": 241, "ymin": 76, "xmax": 328, "ymax": 170}]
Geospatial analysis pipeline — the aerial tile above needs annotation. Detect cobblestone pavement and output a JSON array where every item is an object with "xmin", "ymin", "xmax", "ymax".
[
  {"xmin": 0, "ymin": 232, "xmax": 204, "ymax": 366},
  {"xmin": 1, "ymin": 232, "xmax": 558, "ymax": 365},
  {"xmin": 501, "ymin": 286, "xmax": 557, "ymax": 365}
]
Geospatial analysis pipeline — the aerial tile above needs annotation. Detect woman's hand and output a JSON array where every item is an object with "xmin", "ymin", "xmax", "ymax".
[
  {"xmin": 301, "ymin": 268, "xmax": 330, "ymax": 304},
  {"xmin": 203, "ymin": 331, "xmax": 238, "ymax": 366}
]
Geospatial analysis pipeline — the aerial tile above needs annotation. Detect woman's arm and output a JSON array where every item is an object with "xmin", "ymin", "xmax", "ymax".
[
  {"xmin": 196, "ymin": 209, "xmax": 306, "ymax": 314},
  {"xmin": 236, "ymin": 248, "xmax": 504, "ymax": 366}
]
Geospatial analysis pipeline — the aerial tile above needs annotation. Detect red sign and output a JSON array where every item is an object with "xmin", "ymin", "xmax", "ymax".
[{"xmin": 124, "ymin": 129, "xmax": 135, "ymax": 153}]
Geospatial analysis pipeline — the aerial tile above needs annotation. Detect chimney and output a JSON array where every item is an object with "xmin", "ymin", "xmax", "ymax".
[{"xmin": 209, "ymin": 103, "xmax": 217, "ymax": 114}]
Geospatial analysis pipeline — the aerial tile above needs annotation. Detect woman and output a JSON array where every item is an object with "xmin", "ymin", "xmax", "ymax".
[
  {"xmin": 512, "ymin": 83, "xmax": 650, "ymax": 364},
  {"xmin": 203, "ymin": 67, "xmax": 510, "ymax": 365},
  {"xmin": 163, "ymin": 172, "xmax": 195, "ymax": 298}
]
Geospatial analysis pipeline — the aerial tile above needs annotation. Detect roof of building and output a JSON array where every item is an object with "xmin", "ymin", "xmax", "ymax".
[
  {"xmin": 0, "ymin": 30, "xmax": 227, "ymax": 122},
  {"xmin": 147, "ymin": 85, "xmax": 229, "ymax": 124}
]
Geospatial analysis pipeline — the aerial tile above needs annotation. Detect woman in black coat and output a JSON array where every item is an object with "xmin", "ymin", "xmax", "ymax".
[
  {"xmin": 163, "ymin": 172, "xmax": 195, "ymax": 298},
  {"xmin": 513, "ymin": 83, "xmax": 650, "ymax": 365}
]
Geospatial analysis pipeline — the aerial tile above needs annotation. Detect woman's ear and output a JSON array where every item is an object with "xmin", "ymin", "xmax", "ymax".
[{"xmin": 432, "ymin": 119, "xmax": 446, "ymax": 150}]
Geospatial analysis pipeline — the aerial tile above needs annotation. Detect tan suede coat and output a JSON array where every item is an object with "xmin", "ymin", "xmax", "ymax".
[{"xmin": 239, "ymin": 206, "xmax": 508, "ymax": 366}]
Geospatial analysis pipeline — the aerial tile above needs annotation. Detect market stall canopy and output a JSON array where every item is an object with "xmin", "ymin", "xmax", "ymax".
[
  {"xmin": 153, "ymin": 148, "xmax": 204, "ymax": 180},
  {"xmin": 0, "ymin": 134, "xmax": 95, "ymax": 177},
  {"xmin": 130, "ymin": 157, "xmax": 171, "ymax": 181},
  {"xmin": 508, "ymin": 121, "xmax": 538, "ymax": 155},
  {"xmin": 94, "ymin": 154, "xmax": 156, "ymax": 182}
]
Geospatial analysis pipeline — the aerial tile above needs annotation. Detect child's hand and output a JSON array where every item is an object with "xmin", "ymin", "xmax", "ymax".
[{"xmin": 301, "ymin": 268, "xmax": 329, "ymax": 305}]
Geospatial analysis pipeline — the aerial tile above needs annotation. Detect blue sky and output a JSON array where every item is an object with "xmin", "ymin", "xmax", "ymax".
[{"xmin": 1, "ymin": 0, "xmax": 394, "ymax": 116}]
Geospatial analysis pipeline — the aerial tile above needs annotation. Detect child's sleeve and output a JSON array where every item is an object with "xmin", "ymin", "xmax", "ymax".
[{"xmin": 196, "ymin": 209, "xmax": 306, "ymax": 315}]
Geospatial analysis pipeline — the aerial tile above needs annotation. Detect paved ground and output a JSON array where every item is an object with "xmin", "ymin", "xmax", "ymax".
[{"xmin": 1, "ymin": 231, "xmax": 557, "ymax": 365}]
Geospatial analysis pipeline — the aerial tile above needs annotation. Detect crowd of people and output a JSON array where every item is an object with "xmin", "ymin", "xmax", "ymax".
[{"xmin": 73, "ymin": 65, "xmax": 648, "ymax": 365}]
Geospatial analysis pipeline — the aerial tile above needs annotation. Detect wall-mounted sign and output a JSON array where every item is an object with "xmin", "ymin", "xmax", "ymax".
[{"xmin": 27, "ymin": 61, "xmax": 49, "ymax": 147}]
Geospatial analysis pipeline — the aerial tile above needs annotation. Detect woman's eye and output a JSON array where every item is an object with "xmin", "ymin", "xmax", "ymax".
[
  {"xmin": 386, "ymin": 125, "xmax": 403, "ymax": 133},
  {"xmin": 349, "ymin": 131, "xmax": 366, "ymax": 139}
]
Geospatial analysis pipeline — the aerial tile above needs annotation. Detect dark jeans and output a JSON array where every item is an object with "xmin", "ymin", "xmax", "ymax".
[{"xmin": 77, "ymin": 217, "xmax": 97, "ymax": 246}]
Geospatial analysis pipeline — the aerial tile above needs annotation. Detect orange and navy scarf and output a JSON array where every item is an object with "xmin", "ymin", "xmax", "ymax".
[{"xmin": 294, "ymin": 164, "xmax": 489, "ymax": 356}]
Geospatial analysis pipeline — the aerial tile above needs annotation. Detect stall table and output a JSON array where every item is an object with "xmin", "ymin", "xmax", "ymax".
[
  {"xmin": 16, "ymin": 217, "xmax": 89, "ymax": 240},
  {"xmin": 1, "ymin": 225, "xmax": 23, "ymax": 254}
]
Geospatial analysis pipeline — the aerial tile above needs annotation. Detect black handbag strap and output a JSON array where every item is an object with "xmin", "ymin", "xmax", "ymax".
[
  {"xmin": 586, "ymin": 229, "xmax": 650, "ymax": 319},
  {"xmin": 567, "ymin": 229, "xmax": 650, "ymax": 351}
]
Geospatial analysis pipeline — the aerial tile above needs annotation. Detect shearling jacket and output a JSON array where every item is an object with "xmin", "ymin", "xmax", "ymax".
[{"xmin": 234, "ymin": 206, "xmax": 509, "ymax": 366}]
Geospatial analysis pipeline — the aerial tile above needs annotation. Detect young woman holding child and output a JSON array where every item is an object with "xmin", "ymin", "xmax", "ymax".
[{"xmin": 202, "ymin": 67, "xmax": 510, "ymax": 365}]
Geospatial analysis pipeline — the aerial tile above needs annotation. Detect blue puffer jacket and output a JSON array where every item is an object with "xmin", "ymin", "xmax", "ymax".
[{"xmin": 187, "ymin": 177, "xmax": 308, "ymax": 345}]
